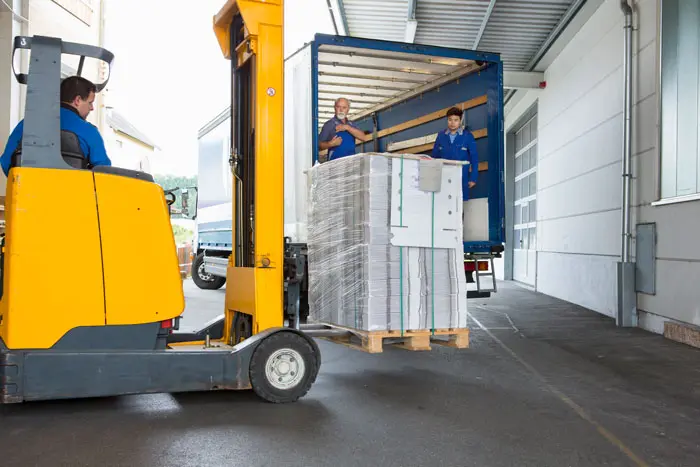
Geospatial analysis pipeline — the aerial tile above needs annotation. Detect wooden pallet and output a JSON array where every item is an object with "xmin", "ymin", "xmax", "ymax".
[{"xmin": 323, "ymin": 325, "xmax": 470, "ymax": 354}]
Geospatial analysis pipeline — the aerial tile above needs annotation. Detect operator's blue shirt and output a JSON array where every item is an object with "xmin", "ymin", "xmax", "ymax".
[
  {"xmin": 318, "ymin": 116, "xmax": 358, "ymax": 161},
  {"xmin": 431, "ymin": 128, "xmax": 479, "ymax": 200},
  {"xmin": 0, "ymin": 104, "xmax": 111, "ymax": 176}
]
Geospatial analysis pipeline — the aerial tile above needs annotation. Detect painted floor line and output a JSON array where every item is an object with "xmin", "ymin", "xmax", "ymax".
[{"xmin": 467, "ymin": 311, "xmax": 650, "ymax": 467}]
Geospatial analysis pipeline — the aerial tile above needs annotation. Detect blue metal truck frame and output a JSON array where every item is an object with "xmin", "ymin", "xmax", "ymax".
[
  {"xmin": 194, "ymin": 33, "xmax": 506, "ymax": 296},
  {"xmin": 310, "ymin": 34, "xmax": 505, "ymax": 258}
]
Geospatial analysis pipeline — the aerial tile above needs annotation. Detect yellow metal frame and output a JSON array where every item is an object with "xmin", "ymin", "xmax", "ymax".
[{"xmin": 213, "ymin": 0, "xmax": 284, "ymax": 338}]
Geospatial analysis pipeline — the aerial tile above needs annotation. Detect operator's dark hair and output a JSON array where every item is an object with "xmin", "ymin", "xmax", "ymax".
[
  {"xmin": 446, "ymin": 106, "xmax": 463, "ymax": 118},
  {"xmin": 60, "ymin": 76, "xmax": 97, "ymax": 103}
]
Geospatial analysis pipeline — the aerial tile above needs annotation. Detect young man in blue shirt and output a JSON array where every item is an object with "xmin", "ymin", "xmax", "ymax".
[
  {"xmin": 318, "ymin": 97, "xmax": 369, "ymax": 162},
  {"xmin": 1, "ymin": 75, "xmax": 111, "ymax": 176},
  {"xmin": 431, "ymin": 106, "xmax": 479, "ymax": 200}
]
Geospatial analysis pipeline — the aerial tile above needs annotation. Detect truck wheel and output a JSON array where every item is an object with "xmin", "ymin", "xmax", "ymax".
[
  {"xmin": 192, "ymin": 253, "xmax": 226, "ymax": 290},
  {"xmin": 465, "ymin": 270, "xmax": 474, "ymax": 283},
  {"xmin": 249, "ymin": 331, "xmax": 319, "ymax": 403}
]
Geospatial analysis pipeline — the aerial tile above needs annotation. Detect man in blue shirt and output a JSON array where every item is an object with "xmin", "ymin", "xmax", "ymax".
[
  {"xmin": 431, "ymin": 106, "xmax": 479, "ymax": 200},
  {"xmin": 1, "ymin": 75, "xmax": 111, "ymax": 176},
  {"xmin": 318, "ymin": 97, "xmax": 369, "ymax": 162}
]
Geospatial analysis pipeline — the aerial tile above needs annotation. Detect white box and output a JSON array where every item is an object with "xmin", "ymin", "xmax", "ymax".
[{"xmin": 307, "ymin": 153, "xmax": 469, "ymax": 332}]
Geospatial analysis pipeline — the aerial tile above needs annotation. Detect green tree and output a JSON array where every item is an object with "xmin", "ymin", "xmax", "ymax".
[
  {"xmin": 154, "ymin": 174, "xmax": 197, "ymax": 214},
  {"xmin": 154, "ymin": 174, "xmax": 197, "ymax": 245},
  {"xmin": 171, "ymin": 224, "xmax": 194, "ymax": 245}
]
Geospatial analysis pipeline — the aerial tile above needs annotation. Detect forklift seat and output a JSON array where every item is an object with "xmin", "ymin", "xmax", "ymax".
[
  {"xmin": 58, "ymin": 130, "xmax": 89, "ymax": 169},
  {"xmin": 11, "ymin": 130, "xmax": 89, "ymax": 170}
]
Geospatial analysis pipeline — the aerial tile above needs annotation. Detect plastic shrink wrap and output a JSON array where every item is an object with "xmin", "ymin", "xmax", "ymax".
[{"xmin": 307, "ymin": 153, "xmax": 468, "ymax": 332}]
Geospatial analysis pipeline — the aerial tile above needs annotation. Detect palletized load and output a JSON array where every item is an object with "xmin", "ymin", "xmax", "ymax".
[{"xmin": 306, "ymin": 152, "xmax": 469, "ymax": 346}]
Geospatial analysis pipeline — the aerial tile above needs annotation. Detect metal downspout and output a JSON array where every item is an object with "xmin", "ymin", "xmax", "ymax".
[
  {"xmin": 617, "ymin": 0, "xmax": 636, "ymax": 327},
  {"xmin": 621, "ymin": 0, "xmax": 633, "ymax": 263}
]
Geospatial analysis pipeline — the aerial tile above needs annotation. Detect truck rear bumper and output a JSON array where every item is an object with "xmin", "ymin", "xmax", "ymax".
[{"xmin": 204, "ymin": 256, "xmax": 229, "ymax": 278}]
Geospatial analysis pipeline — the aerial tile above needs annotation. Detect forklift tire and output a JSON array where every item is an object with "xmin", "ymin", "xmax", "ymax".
[
  {"xmin": 249, "ymin": 331, "xmax": 319, "ymax": 403},
  {"xmin": 192, "ymin": 253, "xmax": 226, "ymax": 290}
]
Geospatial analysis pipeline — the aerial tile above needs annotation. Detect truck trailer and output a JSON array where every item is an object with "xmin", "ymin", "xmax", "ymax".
[{"xmin": 192, "ymin": 33, "xmax": 505, "ymax": 298}]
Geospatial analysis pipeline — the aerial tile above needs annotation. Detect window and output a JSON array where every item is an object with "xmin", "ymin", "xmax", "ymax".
[
  {"xmin": 660, "ymin": 0, "xmax": 700, "ymax": 199},
  {"xmin": 513, "ymin": 114, "xmax": 537, "ymax": 251}
]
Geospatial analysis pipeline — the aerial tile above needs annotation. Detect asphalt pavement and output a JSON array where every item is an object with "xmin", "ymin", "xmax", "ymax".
[{"xmin": 0, "ymin": 280, "xmax": 698, "ymax": 467}]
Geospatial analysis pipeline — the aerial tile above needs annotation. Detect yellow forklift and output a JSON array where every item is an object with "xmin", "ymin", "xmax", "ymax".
[{"xmin": 0, "ymin": 0, "xmax": 341, "ymax": 404}]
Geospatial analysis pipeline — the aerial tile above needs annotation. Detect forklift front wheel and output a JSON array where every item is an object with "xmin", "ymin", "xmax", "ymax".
[{"xmin": 249, "ymin": 331, "xmax": 319, "ymax": 403}]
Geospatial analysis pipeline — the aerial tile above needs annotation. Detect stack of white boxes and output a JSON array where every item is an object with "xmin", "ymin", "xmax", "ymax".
[{"xmin": 306, "ymin": 153, "xmax": 468, "ymax": 332}]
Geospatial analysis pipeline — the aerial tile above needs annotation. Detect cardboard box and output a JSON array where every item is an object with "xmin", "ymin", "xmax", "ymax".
[{"xmin": 307, "ymin": 153, "xmax": 468, "ymax": 332}]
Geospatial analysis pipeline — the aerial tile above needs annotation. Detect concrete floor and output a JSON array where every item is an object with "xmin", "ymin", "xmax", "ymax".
[{"xmin": 0, "ymin": 281, "xmax": 698, "ymax": 467}]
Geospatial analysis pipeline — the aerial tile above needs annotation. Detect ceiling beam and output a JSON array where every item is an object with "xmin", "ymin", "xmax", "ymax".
[
  {"xmin": 503, "ymin": 71, "xmax": 545, "ymax": 90},
  {"xmin": 328, "ymin": 0, "xmax": 349, "ymax": 36},
  {"xmin": 404, "ymin": 0, "xmax": 418, "ymax": 43},
  {"xmin": 524, "ymin": 0, "xmax": 588, "ymax": 71},
  {"xmin": 504, "ymin": 0, "xmax": 589, "ymax": 105},
  {"xmin": 472, "ymin": 0, "xmax": 497, "ymax": 49},
  {"xmin": 325, "ymin": 0, "xmax": 340, "ymax": 35}
]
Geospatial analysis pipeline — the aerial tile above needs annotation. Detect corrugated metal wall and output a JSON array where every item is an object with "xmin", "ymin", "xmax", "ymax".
[
  {"xmin": 342, "ymin": 0, "xmax": 409, "ymax": 42},
  {"xmin": 415, "ymin": 0, "xmax": 492, "ymax": 48},
  {"xmin": 341, "ymin": 0, "xmax": 576, "ymax": 71},
  {"xmin": 478, "ymin": 0, "xmax": 572, "ymax": 70}
]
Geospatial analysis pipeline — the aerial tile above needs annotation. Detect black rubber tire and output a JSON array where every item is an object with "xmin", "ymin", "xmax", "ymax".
[
  {"xmin": 191, "ymin": 253, "xmax": 226, "ymax": 290},
  {"xmin": 249, "ymin": 331, "xmax": 320, "ymax": 404},
  {"xmin": 465, "ymin": 270, "xmax": 474, "ymax": 283}
]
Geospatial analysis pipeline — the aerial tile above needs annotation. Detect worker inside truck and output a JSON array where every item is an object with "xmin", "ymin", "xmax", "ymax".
[
  {"xmin": 0, "ymin": 75, "xmax": 112, "ymax": 176},
  {"xmin": 431, "ymin": 106, "xmax": 479, "ymax": 200},
  {"xmin": 318, "ymin": 97, "xmax": 369, "ymax": 162}
]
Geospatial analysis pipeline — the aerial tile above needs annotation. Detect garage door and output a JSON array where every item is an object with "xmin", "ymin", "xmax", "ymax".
[{"xmin": 513, "ymin": 114, "xmax": 537, "ymax": 287}]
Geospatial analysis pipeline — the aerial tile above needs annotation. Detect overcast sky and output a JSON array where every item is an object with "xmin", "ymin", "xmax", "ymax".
[{"xmin": 103, "ymin": 0, "xmax": 336, "ymax": 176}]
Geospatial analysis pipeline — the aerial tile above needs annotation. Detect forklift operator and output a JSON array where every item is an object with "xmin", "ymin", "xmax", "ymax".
[
  {"xmin": 318, "ymin": 97, "xmax": 369, "ymax": 162},
  {"xmin": 0, "ymin": 75, "xmax": 111, "ymax": 176}
]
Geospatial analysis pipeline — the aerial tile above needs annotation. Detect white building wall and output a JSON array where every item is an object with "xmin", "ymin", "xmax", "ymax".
[
  {"xmin": 635, "ymin": 0, "xmax": 700, "ymax": 332},
  {"xmin": 506, "ymin": 0, "xmax": 700, "ymax": 333},
  {"xmin": 29, "ymin": 0, "xmax": 105, "ymax": 130},
  {"xmin": 105, "ymin": 134, "xmax": 154, "ymax": 174},
  {"xmin": 0, "ymin": 0, "xmax": 104, "ymax": 194}
]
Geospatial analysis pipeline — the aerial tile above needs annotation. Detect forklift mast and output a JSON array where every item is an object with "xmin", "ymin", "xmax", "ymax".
[{"xmin": 213, "ymin": 0, "xmax": 285, "ymax": 342}]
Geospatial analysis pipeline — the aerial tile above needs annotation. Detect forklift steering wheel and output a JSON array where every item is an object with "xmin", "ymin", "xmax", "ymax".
[{"xmin": 165, "ymin": 192, "xmax": 176, "ymax": 206}]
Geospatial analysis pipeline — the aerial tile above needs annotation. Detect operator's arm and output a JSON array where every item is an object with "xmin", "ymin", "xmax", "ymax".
[
  {"xmin": 466, "ymin": 131, "xmax": 479, "ymax": 186},
  {"xmin": 86, "ymin": 126, "xmax": 112, "ymax": 168},
  {"xmin": 318, "ymin": 138, "xmax": 341, "ymax": 150},
  {"xmin": 1, "ymin": 121, "xmax": 24, "ymax": 176},
  {"xmin": 318, "ymin": 120, "xmax": 340, "ymax": 162},
  {"xmin": 431, "ymin": 134, "xmax": 441, "ymax": 158},
  {"xmin": 318, "ymin": 120, "xmax": 334, "ymax": 149},
  {"xmin": 341, "ymin": 123, "xmax": 370, "ymax": 142}
]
